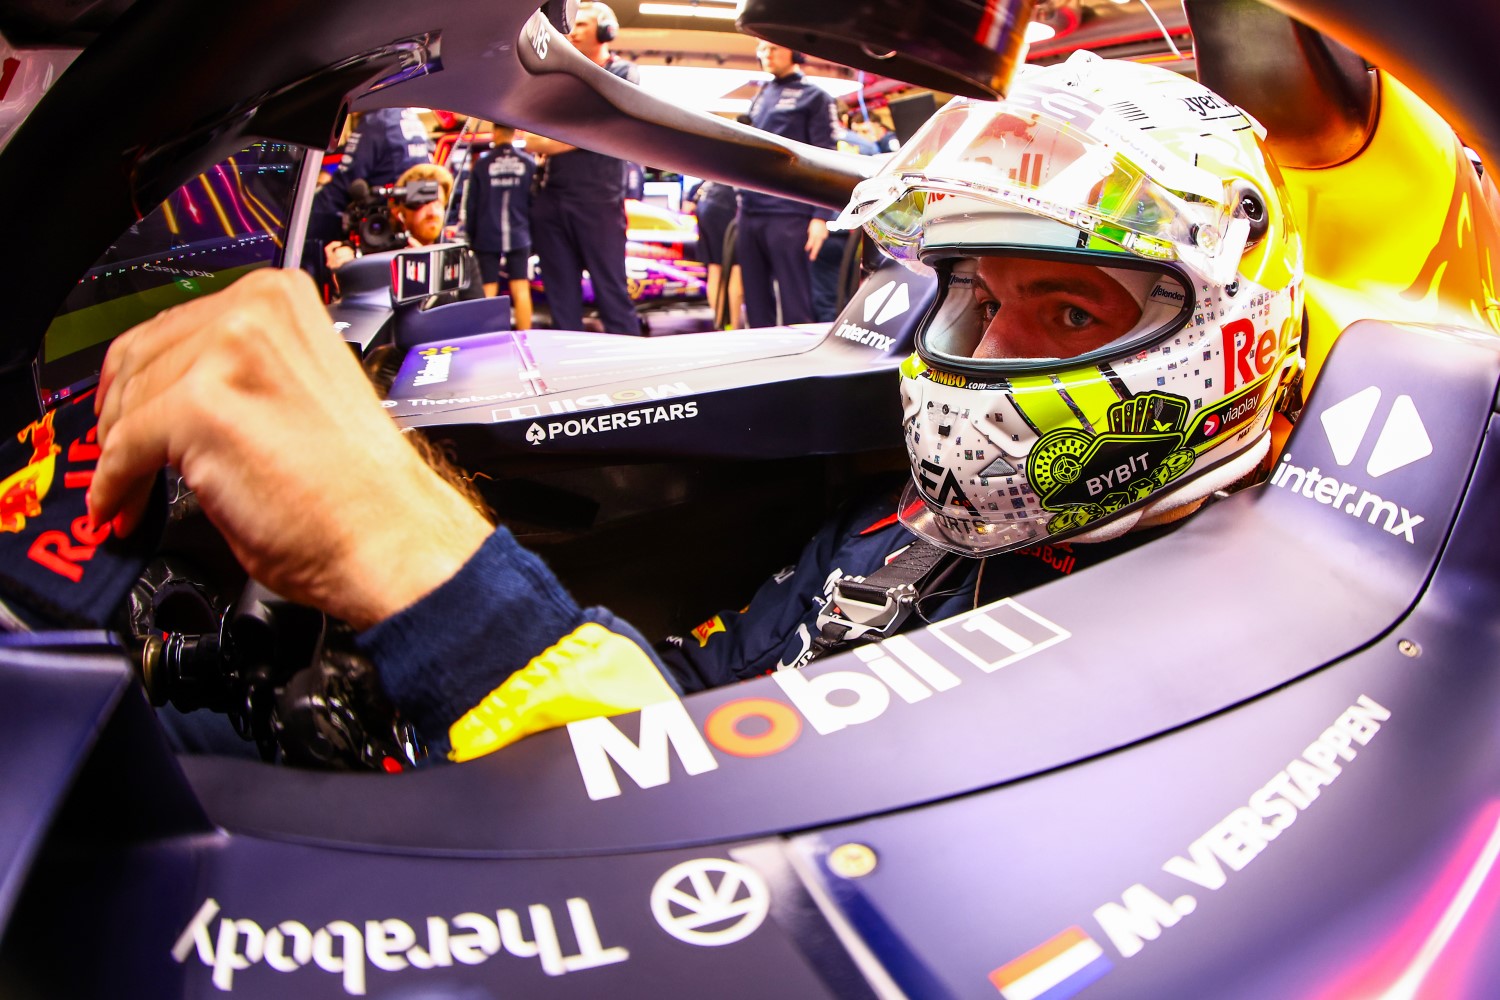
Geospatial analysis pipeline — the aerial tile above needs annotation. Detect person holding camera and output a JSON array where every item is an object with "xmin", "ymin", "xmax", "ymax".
[
  {"xmin": 324, "ymin": 164, "xmax": 483, "ymax": 298},
  {"xmin": 307, "ymin": 107, "xmax": 434, "ymax": 246}
]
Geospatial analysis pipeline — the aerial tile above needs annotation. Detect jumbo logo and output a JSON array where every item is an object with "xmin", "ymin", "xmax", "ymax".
[
  {"xmin": 928, "ymin": 370, "xmax": 966, "ymax": 388},
  {"xmin": 568, "ymin": 600, "xmax": 1070, "ymax": 800}
]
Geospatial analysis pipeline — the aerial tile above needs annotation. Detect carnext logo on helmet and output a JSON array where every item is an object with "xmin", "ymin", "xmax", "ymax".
[
  {"xmin": 1269, "ymin": 386, "xmax": 1431, "ymax": 543},
  {"xmin": 567, "ymin": 599, "xmax": 1069, "ymax": 800}
]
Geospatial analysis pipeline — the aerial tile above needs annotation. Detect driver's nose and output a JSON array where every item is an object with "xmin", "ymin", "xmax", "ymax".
[{"xmin": 975, "ymin": 311, "xmax": 1025, "ymax": 360}]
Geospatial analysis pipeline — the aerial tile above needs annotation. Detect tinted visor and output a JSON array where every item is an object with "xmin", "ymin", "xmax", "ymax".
[{"xmin": 920, "ymin": 253, "xmax": 1192, "ymax": 369}]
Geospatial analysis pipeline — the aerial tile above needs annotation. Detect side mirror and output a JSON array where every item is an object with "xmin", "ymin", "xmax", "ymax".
[{"xmin": 390, "ymin": 243, "xmax": 471, "ymax": 306}]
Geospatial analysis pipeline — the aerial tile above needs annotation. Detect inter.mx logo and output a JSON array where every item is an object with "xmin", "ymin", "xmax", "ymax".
[
  {"xmin": 1269, "ymin": 386, "xmax": 1431, "ymax": 543},
  {"xmin": 833, "ymin": 279, "xmax": 911, "ymax": 351},
  {"xmin": 863, "ymin": 280, "xmax": 910, "ymax": 326}
]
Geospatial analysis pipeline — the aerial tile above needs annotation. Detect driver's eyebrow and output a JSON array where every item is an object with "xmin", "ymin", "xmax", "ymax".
[{"xmin": 1012, "ymin": 277, "xmax": 1102, "ymax": 299}]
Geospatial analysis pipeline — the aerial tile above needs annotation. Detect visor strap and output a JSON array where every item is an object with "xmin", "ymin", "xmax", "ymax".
[{"xmin": 809, "ymin": 539, "xmax": 960, "ymax": 659}]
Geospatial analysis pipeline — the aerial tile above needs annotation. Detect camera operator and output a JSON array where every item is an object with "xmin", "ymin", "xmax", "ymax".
[{"xmin": 324, "ymin": 163, "xmax": 483, "ymax": 299}]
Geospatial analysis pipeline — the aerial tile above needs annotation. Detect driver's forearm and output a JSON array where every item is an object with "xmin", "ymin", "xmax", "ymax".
[{"xmin": 357, "ymin": 527, "xmax": 676, "ymax": 762}]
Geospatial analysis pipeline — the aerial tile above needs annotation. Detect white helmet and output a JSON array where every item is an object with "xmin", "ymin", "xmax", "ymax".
[{"xmin": 833, "ymin": 52, "xmax": 1304, "ymax": 555}]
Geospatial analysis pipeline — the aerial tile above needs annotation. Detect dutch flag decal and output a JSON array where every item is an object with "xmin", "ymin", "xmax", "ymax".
[{"xmin": 988, "ymin": 926, "xmax": 1113, "ymax": 1000}]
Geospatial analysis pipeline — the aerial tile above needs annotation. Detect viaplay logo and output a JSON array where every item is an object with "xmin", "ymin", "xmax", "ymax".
[{"xmin": 1270, "ymin": 386, "xmax": 1432, "ymax": 543}]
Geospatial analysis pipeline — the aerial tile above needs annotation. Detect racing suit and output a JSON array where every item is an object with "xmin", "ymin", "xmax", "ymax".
[
  {"xmin": 737, "ymin": 70, "xmax": 839, "ymax": 327},
  {"xmin": 356, "ymin": 478, "xmax": 1171, "ymax": 761}
]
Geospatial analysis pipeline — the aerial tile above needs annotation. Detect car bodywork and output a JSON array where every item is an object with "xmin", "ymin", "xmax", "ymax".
[{"xmin": 3, "ymin": 0, "xmax": 1500, "ymax": 997}]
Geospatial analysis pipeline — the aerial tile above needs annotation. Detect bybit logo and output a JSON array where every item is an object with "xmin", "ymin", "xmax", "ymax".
[{"xmin": 1270, "ymin": 386, "xmax": 1430, "ymax": 543}]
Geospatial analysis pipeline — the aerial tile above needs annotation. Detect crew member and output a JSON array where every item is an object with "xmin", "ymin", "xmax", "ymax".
[
  {"xmin": 87, "ymin": 55, "xmax": 1303, "ymax": 762},
  {"xmin": 736, "ymin": 42, "xmax": 839, "ymax": 327},
  {"xmin": 524, "ymin": 1, "xmax": 641, "ymax": 335},
  {"xmin": 462, "ymin": 125, "xmax": 537, "ymax": 328},
  {"xmin": 307, "ymin": 107, "xmax": 433, "ymax": 246}
]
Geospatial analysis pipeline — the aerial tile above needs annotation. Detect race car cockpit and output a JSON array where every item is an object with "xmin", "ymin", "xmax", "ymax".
[{"xmin": 4, "ymin": 0, "xmax": 1500, "ymax": 995}]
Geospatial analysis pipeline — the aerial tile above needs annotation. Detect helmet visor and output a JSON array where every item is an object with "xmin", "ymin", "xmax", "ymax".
[
  {"xmin": 921, "ymin": 254, "xmax": 1192, "ymax": 369},
  {"xmin": 833, "ymin": 97, "xmax": 1249, "ymax": 282}
]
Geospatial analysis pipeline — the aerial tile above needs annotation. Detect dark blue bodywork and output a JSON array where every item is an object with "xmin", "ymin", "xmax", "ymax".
[{"xmin": 3, "ymin": 0, "xmax": 1500, "ymax": 995}]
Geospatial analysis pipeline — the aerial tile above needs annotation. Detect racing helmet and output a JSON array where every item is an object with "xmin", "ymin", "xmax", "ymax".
[{"xmin": 833, "ymin": 51, "xmax": 1304, "ymax": 555}]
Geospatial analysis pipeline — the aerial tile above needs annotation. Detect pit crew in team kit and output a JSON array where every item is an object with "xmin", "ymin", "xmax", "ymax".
[
  {"xmin": 461, "ymin": 124, "xmax": 537, "ymax": 329},
  {"xmin": 737, "ymin": 41, "xmax": 840, "ymax": 327},
  {"xmin": 307, "ymin": 107, "xmax": 434, "ymax": 246},
  {"xmin": 73, "ymin": 54, "xmax": 1302, "ymax": 764},
  {"xmin": 522, "ymin": 1, "xmax": 642, "ymax": 335}
]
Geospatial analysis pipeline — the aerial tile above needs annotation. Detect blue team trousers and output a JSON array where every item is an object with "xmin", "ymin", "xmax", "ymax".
[
  {"xmin": 736, "ymin": 212, "xmax": 816, "ymax": 327},
  {"xmin": 532, "ymin": 194, "xmax": 639, "ymax": 334}
]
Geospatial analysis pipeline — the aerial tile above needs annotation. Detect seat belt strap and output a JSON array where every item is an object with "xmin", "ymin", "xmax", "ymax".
[{"xmin": 809, "ymin": 539, "xmax": 958, "ymax": 658}]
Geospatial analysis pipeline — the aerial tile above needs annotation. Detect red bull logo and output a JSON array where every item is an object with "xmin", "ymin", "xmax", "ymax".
[
  {"xmin": 0, "ymin": 410, "xmax": 59, "ymax": 533},
  {"xmin": 3, "ymin": 394, "xmax": 118, "ymax": 585}
]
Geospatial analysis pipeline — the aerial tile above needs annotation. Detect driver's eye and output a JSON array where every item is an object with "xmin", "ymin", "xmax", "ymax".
[
  {"xmin": 979, "ymin": 299, "xmax": 1000, "ymax": 324},
  {"xmin": 1064, "ymin": 305, "xmax": 1093, "ymax": 328}
]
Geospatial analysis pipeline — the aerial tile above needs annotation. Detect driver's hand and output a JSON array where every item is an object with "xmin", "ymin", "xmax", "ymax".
[
  {"xmin": 90, "ymin": 268, "xmax": 493, "ymax": 629},
  {"xmin": 805, "ymin": 218, "xmax": 828, "ymax": 260}
]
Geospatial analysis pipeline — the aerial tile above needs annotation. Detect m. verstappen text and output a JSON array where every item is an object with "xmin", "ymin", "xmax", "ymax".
[
  {"xmin": 1090, "ymin": 694, "xmax": 1391, "ymax": 959},
  {"xmin": 569, "ymin": 600, "xmax": 1070, "ymax": 799},
  {"xmin": 173, "ymin": 896, "xmax": 626, "ymax": 994}
]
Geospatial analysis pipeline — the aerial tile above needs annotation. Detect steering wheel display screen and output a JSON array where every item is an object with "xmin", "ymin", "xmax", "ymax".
[{"xmin": 38, "ymin": 140, "xmax": 305, "ymax": 401}]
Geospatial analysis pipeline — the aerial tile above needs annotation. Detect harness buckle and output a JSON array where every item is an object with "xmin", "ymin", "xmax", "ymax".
[{"xmin": 814, "ymin": 579, "xmax": 918, "ymax": 643}]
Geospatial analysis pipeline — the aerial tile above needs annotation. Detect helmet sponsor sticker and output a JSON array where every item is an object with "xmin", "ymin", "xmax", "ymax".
[
  {"xmin": 1188, "ymin": 375, "xmax": 1272, "ymax": 445},
  {"xmin": 984, "ymin": 694, "xmax": 1390, "ymax": 993},
  {"xmin": 1024, "ymin": 392, "xmax": 1195, "ymax": 534}
]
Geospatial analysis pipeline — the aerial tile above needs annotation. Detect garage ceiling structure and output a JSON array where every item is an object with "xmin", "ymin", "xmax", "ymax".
[
  {"xmin": 612, "ymin": 0, "xmax": 1192, "ymax": 111},
  {"xmin": 0, "ymin": 0, "xmax": 1194, "ymax": 119}
]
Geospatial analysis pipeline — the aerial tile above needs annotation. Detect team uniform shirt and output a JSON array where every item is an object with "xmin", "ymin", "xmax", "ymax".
[
  {"xmin": 310, "ymin": 108, "xmax": 433, "ymax": 240},
  {"xmin": 535, "ymin": 56, "xmax": 639, "ymax": 201},
  {"xmin": 462, "ymin": 142, "xmax": 536, "ymax": 253},
  {"xmin": 739, "ymin": 71, "xmax": 839, "ymax": 219},
  {"xmin": 357, "ymin": 477, "xmax": 1174, "ymax": 757}
]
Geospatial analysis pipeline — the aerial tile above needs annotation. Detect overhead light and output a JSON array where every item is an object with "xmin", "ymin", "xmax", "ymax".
[
  {"xmin": 1025, "ymin": 21, "xmax": 1056, "ymax": 43},
  {"xmin": 639, "ymin": 2, "xmax": 741, "ymax": 19}
]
